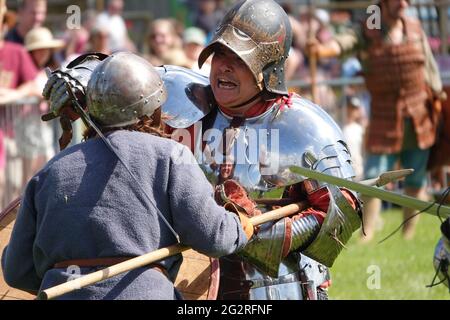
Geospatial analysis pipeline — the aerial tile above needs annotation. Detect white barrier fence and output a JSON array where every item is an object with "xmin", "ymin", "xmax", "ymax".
[{"xmin": 0, "ymin": 99, "xmax": 59, "ymax": 208}]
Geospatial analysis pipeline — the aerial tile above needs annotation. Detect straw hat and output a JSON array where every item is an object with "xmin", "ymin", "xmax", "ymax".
[
  {"xmin": 162, "ymin": 49, "xmax": 193, "ymax": 68},
  {"xmin": 183, "ymin": 27, "xmax": 206, "ymax": 46},
  {"xmin": 25, "ymin": 27, "xmax": 65, "ymax": 52}
]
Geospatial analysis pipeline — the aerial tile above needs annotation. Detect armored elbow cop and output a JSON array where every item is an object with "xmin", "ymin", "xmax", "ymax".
[
  {"xmin": 239, "ymin": 214, "xmax": 320, "ymax": 277},
  {"xmin": 239, "ymin": 185, "xmax": 362, "ymax": 277},
  {"xmin": 302, "ymin": 185, "xmax": 362, "ymax": 266}
]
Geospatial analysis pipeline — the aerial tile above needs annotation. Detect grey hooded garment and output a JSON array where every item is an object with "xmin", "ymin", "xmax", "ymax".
[{"xmin": 2, "ymin": 131, "xmax": 248, "ymax": 300}]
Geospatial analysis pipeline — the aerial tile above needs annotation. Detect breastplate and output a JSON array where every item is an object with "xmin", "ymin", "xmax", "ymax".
[{"xmin": 193, "ymin": 97, "xmax": 354, "ymax": 196}]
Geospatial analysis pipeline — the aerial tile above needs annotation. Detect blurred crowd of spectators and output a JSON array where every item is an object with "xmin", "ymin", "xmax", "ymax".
[{"xmin": 0, "ymin": 0, "xmax": 448, "ymax": 209}]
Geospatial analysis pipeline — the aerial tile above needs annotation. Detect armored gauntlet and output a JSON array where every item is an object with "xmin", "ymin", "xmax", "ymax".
[{"xmin": 42, "ymin": 53, "xmax": 108, "ymax": 120}]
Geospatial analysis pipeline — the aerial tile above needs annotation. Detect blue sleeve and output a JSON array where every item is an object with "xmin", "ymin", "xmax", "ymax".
[
  {"xmin": 1, "ymin": 181, "xmax": 41, "ymax": 292},
  {"xmin": 168, "ymin": 144, "xmax": 248, "ymax": 257}
]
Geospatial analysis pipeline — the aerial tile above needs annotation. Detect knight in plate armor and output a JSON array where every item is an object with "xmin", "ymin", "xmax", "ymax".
[
  {"xmin": 43, "ymin": 0, "xmax": 363, "ymax": 300},
  {"xmin": 2, "ymin": 53, "xmax": 252, "ymax": 300}
]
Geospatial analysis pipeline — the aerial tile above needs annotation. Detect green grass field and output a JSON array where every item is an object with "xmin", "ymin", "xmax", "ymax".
[{"xmin": 328, "ymin": 208, "xmax": 449, "ymax": 300}]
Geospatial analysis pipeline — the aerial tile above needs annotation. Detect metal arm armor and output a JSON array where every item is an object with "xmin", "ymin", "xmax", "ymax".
[
  {"xmin": 302, "ymin": 185, "xmax": 362, "ymax": 267},
  {"xmin": 239, "ymin": 214, "xmax": 321, "ymax": 278}
]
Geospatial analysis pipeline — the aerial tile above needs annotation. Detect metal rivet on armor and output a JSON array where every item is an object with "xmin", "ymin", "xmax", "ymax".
[
  {"xmin": 273, "ymin": 68, "xmax": 277, "ymax": 72},
  {"xmin": 121, "ymin": 109, "xmax": 125, "ymax": 113},
  {"xmin": 278, "ymin": 81, "xmax": 282, "ymax": 84},
  {"xmin": 280, "ymin": 68, "xmax": 284, "ymax": 72}
]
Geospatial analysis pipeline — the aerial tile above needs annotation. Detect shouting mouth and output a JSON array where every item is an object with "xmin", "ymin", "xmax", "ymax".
[{"xmin": 217, "ymin": 78, "xmax": 238, "ymax": 90}]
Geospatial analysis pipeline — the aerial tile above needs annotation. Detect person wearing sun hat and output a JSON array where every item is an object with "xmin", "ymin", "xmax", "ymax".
[
  {"xmin": 0, "ymin": 0, "xmax": 39, "ymax": 207},
  {"xmin": 182, "ymin": 26, "xmax": 210, "ymax": 76},
  {"xmin": 25, "ymin": 27, "xmax": 64, "ymax": 71}
]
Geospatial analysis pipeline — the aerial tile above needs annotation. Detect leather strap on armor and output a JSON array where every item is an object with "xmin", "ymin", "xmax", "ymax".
[
  {"xmin": 224, "ymin": 202, "xmax": 255, "ymax": 240},
  {"xmin": 58, "ymin": 116, "xmax": 73, "ymax": 151}
]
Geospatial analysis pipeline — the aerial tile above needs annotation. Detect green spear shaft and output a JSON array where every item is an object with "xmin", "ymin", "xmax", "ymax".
[{"xmin": 289, "ymin": 166, "xmax": 450, "ymax": 219}]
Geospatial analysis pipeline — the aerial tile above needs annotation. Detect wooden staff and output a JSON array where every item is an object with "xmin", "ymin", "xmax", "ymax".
[
  {"xmin": 0, "ymin": 197, "xmax": 21, "ymax": 222},
  {"xmin": 255, "ymin": 198, "xmax": 296, "ymax": 206},
  {"xmin": 37, "ymin": 201, "xmax": 308, "ymax": 300}
]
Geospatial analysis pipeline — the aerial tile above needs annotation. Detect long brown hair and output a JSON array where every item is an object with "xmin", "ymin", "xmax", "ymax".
[{"xmin": 83, "ymin": 108, "xmax": 170, "ymax": 141}]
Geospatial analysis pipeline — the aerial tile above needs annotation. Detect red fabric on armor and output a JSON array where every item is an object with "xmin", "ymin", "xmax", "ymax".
[
  {"xmin": 282, "ymin": 219, "xmax": 293, "ymax": 258},
  {"xmin": 222, "ymin": 180, "xmax": 261, "ymax": 217},
  {"xmin": 219, "ymin": 99, "xmax": 274, "ymax": 118},
  {"xmin": 290, "ymin": 187, "xmax": 358, "ymax": 226},
  {"xmin": 219, "ymin": 93, "xmax": 294, "ymax": 118},
  {"xmin": 281, "ymin": 186, "xmax": 358, "ymax": 258},
  {"xmin": 277, "ymin": 93, "xmax": 294, "ymax": 112},
  {"xmin": 320, "ymin": 279, "xmax": 332, "ymax": 289},
  {"xmin": 164, "ymin": 93, "xmax": 296, "ymax": 154}
]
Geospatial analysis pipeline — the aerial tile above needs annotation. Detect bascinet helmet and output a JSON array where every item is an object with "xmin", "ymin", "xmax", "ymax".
[
  {"xmin": 87, "ymin": 52, "xmax": 167, "ymax": 128},
  {"xmin": 198, "ymin": 0, "xmax": 293, "ymax": 96}
]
